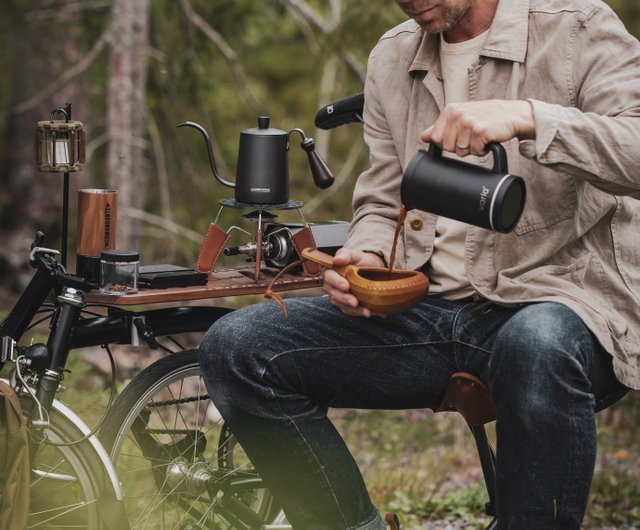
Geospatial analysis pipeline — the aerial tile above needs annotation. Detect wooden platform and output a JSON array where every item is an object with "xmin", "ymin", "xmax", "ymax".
[{"xmin": 85, "ymin": 267, "xmax": 323, "ymax": 305}]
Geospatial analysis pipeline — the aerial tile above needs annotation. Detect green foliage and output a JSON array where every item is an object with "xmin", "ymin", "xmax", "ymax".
[
  {"xmin": 386, "ymin": 485, "xmax": 490, "ymax": 529},
  {"xmin": 606, "ymin": 0, "xmax": 640, "ymax": 37},
  {"xmin": 587, "ymin": 468, "xmax": 640, "ymax": 527},
  {"xmin": 329, "ymin": 405, "xmax": 640, "ymax": 529}
]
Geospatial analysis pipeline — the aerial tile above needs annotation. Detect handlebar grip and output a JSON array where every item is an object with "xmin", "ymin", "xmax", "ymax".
[{"xmin": 314, "ymin": 93, "xmax": 364, "ymax": 130}]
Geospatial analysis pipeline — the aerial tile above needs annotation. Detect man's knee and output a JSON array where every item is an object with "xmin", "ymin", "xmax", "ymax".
[
  {"xmin": 489, "ymin": 303, "xmax": 595, "ymax": 410},
  {"xmin": 199, "ymin": 303, "xmax": 274, "ymax": 388}
]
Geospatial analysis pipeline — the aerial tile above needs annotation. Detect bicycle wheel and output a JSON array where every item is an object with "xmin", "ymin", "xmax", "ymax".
[
  {"xmin": 28, "ymin": 400, "xmax": 121, "ymax": 529},
  {"xmin": 100, "ymin": 348, "xmax": 284, "ymax": 530}
]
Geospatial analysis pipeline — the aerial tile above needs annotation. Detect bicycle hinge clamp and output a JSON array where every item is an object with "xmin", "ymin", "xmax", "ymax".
[
  {"xmin": 1, "ymin": 336, "xmax": 17, "ymax": 364},
  {"xmin": 131, "ymin": 316, "xmax": 145, "ymax": 347},
  {"xmin": 30, "ymin": 246, "xmax": 60, "ymax": 262}
]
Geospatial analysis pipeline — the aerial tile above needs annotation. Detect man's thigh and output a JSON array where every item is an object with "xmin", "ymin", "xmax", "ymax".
[{"xmin": 253, "ymin": 296, "xmax": 512, "ymax": 411}]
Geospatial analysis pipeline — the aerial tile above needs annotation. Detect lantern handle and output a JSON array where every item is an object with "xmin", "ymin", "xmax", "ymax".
[{"xmin": 51, "ymin": 102, "xmax": 72, "ymax": 122}]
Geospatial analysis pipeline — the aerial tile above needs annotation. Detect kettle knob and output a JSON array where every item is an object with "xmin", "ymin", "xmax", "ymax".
[{"xmin": 258, "ymin": 116, "xmax": 270, "ymax": 129}]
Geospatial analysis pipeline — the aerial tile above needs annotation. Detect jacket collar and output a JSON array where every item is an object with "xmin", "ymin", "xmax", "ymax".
[{"xmin": 408, "ymin": 0, "xmax": 529, "ymax": 74}]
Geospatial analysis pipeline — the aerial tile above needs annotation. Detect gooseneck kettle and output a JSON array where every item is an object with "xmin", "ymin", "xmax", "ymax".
[{"xmin": 178, "ymin": 116, "xmax": 334, "ymax": 205}]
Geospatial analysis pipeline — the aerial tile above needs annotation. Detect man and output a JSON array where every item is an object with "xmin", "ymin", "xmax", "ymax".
[{"xmin": 200, "ymin": 0, "xmax": 640, "ymax": 528}]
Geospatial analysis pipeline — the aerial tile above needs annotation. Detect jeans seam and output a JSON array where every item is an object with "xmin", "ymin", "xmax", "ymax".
[
  {"xmin": 451, "ymin": 302, "xmax": 478, "ymax": 365},
  {"xmin": 257, "ymin": 342, "xmax": 451, "ymax": 381}
]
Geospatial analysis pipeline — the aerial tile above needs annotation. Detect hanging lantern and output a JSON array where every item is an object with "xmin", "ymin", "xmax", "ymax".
[
  {"xmin": 34, "ymin": 102, "xmax": 86, "ymax": 268},
  {"xmin": 35, "ymin": 118, "xmax": 85, "ymax": 173}
]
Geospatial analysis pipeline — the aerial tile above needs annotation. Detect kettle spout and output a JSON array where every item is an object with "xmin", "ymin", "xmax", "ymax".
[{"xmin": 177, "ymin": 121, "xmax": 235, "ymax": 188}]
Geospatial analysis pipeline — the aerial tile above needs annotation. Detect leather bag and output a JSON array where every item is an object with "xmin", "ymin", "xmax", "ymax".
[{"xmin": 0, "ymin": 380, "xmax": 29, "ymax": 530}]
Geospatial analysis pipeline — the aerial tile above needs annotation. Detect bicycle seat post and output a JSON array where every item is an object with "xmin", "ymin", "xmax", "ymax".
[{"xmin": 436, "ymin": 372, "xmax": 498, "ymax": 528}]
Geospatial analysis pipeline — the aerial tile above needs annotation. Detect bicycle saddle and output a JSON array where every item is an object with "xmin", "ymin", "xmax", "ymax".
[{"xmin": 436, "ymin": 372, "xmax": 496, "ymax": 427}]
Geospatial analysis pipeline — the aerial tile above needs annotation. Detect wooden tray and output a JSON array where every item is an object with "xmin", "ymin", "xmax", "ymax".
[{"xmin": 85, "ymin": 267, "xmax": 323, "ymax": 305}]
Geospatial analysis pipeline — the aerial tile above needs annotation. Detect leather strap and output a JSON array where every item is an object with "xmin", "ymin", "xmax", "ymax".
[
  {"xmin": 291, "ymin": 226, "xmax": 320, "ymax": 275},
  {"xmin": 385, "ymin": 512, "xmax": 401, "ymax": 530},
  {"xmin": 196, "ymin": 223, "xmax": 230, "ymax": 273}
]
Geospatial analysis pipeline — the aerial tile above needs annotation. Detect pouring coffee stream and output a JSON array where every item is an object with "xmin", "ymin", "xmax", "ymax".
[
  {"xmin": 281, "ymin": 140, "xmax": 527, "ymax": 317},
  {"xmin": 388, "ymin": 207, "xmax": 407, "ymax": 274},
  {"xmin": 263, "ymin": 206, "xmax": 427, "ymax": 318}
]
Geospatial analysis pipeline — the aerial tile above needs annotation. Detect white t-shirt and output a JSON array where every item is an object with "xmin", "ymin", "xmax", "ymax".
[{"xmin": 426, "ymin": 30, "xmax": 489, "ymax": 300}]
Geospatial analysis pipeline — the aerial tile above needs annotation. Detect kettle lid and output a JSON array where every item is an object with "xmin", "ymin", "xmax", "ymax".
[{"xmin": 242, "ymin": 116, "xmax": 287, "ymax": 136}]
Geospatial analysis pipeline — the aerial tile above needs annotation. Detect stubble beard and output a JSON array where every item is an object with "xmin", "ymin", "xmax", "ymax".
[{"xmin": 416, "ymin": 1, "xmax": 473, "ymax": 35}]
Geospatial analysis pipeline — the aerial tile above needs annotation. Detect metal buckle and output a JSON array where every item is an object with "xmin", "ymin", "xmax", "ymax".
[{"xmin": 1, "ymin": 336, "xmax": 16, "ymax": 364}]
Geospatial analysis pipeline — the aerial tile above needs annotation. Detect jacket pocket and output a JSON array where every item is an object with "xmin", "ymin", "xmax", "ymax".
[
  {"xmin": 513, "ymin": 164, "xmax": 577, "ymax": 235},
  {"xmin": 515, "ymin": 251, "xmax": 614, "ymax": 308}
]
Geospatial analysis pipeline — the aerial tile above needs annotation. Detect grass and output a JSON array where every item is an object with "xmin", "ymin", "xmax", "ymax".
[
  {"xmin": 329, "ymin": 399, "xmax": 640, "ymax": 530},
  {"xmin": 330, "ymin": 408, "xmax": 494, "ymax": 529}
]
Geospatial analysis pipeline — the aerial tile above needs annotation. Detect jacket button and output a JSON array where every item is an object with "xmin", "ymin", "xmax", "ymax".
[{"xmin": 410, "ymin": 219, "xmax": 423, "ymax": 231}]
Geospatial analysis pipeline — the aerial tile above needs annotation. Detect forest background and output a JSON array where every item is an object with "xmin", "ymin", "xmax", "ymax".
[
  {"xmin": 1, "ymin": 2, "xmax": 640, "ymax": 528},
  {"xmin": 0, "ymin": 0, "xmax": 639, "ymax": 293}
]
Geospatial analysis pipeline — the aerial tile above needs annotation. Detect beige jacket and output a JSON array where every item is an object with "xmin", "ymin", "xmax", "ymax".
[{"xmin": 345, "ymin": 0, "xmax": 640, "ymax": 389}]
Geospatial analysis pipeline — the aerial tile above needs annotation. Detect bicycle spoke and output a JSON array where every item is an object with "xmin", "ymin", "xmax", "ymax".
[
  {"xmin": 28, "ymin": 498, "xmax": 97, "ymax": 528},
  {"xmin": 101, "ymin": 351, "xmax": 280, "ymax": 529}
]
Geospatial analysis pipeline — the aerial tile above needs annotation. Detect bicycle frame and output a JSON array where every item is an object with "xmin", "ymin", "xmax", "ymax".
[{"xmin": 0, "ymin": 232, "xmax": 235, "ymax": 529}]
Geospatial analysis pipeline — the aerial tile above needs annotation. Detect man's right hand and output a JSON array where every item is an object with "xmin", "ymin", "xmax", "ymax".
[{"xmin": 323, "ymin": 248, "xmax": 386, "ymax": 318}]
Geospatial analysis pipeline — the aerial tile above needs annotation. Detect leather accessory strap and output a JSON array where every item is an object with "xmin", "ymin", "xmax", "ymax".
[
  {"xmin": 385, "ymin": 513, "xmax": 401, "ymax": 530},
  {"xmin": 196, "ymin": 223, "xmax": 230, "ymax": 273},
  {"xmin": 291, "ymin": 226, "xmax": 320, "ymax": 275}
]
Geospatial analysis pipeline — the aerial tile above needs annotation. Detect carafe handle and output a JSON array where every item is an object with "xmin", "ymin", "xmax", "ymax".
[{"xmin": 427, "ymin": 141, "xmax": 509, "ymax": 173}]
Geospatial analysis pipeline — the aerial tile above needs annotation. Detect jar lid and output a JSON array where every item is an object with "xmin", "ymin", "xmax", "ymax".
[{"xmin": 101, "ymin": 249, "xmax": 140, "ymax": 262}]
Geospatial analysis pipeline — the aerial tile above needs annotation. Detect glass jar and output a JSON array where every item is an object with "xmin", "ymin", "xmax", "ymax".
[{"xmin": 100, "ymin": 249, "xmax": 139, "ymax": 295}]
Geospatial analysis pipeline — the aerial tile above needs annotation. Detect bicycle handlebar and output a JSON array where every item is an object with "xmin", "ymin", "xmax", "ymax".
[
  {"xmin": 314, "ymin": 92, "xmax": 364, "ymax": 130},
  {"xmin": 1, "ymin": 232, "xmax": 231, "ymax": 368}
]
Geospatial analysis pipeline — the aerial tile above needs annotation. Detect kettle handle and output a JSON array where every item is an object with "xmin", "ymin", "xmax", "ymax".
[
  {"xmin": 177, "ymin": 121, "xmax": 235, "ymax": 189},
  {"xmin": 427, "ymin": 141, "xmax": 509, "ymax": 173},
  {"xmin": 289, "ymin": 128, "xmax": 335, "ymax": 189}
]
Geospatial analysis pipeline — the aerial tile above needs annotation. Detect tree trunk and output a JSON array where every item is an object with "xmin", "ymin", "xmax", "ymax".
[{"xmin": 107, "ymin": 0, "xmax": 150, "ymax": 249}]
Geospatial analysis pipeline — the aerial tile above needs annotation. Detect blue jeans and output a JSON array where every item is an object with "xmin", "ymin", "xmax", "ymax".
[{"xmin": 199, "ymin": 296, "xmax": 628, "ymax": 530}]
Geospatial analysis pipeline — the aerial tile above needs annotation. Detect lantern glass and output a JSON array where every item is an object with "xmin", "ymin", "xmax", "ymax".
[{"xmin": 36, "ymin": 120, "xmax": 85, "ymax": 173}]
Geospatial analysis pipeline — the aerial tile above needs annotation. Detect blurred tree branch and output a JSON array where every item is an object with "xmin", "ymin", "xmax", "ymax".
[
  {"xmin": 178, "ymin": 0, "xmax": 262, "ymax": 113},
  {"xmin": 11, "ymin": 31, "xmax": 109, "ymax": 116},
  {"xmin": 279, "ymin": 0, "xmax": 366, "ymax": 83}
]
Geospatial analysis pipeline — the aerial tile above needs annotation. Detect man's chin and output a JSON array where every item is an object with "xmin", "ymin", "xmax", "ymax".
[{"xmin": 416, "ymin": 20, "xmax": 449, "ymax": 34}]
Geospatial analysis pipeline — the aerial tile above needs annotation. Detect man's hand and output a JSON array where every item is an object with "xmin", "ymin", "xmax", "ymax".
[
  {"xmin": 421, "ymin": 100, "xmax": 536, "ymax": 157},
  {"xmin": 323, "ymin": 248, "xmax": 386, "ymax": 318}
]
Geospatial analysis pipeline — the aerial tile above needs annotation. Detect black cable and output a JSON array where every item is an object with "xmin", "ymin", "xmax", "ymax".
[
  {"xmin": 41, "ymin": 342, "xmax": 117, "ymax": 447},
  {"xmin": 165, "ymin": 335, "xmax": 186, "ymax": 351}
]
